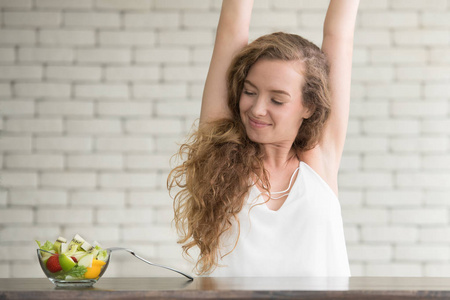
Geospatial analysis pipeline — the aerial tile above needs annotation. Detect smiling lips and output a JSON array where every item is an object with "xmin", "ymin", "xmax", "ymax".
[{"xmin": 248, "ymin": 116, "xmax": 271, "ymax": 129}]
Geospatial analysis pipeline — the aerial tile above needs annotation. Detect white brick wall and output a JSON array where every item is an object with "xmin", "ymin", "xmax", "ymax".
[{"xmin": 1, "ymin": 0, "xmax": 449, "ymax": 279}]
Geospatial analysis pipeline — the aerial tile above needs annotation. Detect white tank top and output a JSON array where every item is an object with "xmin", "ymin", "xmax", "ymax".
[{"xmin": 210, "ymin": 161, "xmax": 351, "ymax": 277}]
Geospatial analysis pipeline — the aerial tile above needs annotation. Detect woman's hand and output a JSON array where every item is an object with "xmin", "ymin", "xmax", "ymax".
[{"xmin": 200, "ymin": 0, "xmax": 254, "ymax": 124}]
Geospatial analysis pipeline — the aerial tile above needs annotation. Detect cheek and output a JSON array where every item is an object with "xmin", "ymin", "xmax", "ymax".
[{"xmin": 239, "ymin": 95, "xmax": 250, "ymax": 114}]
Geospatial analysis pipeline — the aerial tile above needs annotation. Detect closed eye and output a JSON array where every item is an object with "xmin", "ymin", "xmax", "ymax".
[
  {"xmin": 243, "ymin": 90, "xmax": 256, "ymax": 96},
  {"xmin": 271, "ymin": 99, "xmax": 283, "ymax": 105}
]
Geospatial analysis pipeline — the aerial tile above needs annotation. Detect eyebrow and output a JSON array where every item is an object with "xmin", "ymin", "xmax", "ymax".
[{"xmin": 244, "ymin": 80, "xmax": 291, "ymax": 98}]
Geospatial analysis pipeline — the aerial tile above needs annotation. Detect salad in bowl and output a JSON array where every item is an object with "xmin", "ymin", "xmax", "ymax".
[{"xmin": 36, "ymin": 234, "xmax": 110, "ymax": 287}]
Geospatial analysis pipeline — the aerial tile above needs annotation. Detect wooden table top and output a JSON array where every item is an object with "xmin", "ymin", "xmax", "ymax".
[{"xmin": 2, "ymin": 277, "xmax": 450, "ymax": 299}]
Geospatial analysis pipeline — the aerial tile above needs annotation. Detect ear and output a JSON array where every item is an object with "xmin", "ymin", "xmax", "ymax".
[{"xmin": 302, "ymin": 105, "xmax": 314, "ymax": 120}]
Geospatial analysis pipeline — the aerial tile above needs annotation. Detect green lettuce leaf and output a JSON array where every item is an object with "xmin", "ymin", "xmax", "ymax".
[
  {"xmin": 65, "ymin": 265, "xmax": 87, "ymax": 279},
  {"xmin": 36, "ymin": 240, "xmax": 54, "ymax": 251},
  {"xmin": 96, "ymin": 249, "xmax": 108, "ymax": 261}
]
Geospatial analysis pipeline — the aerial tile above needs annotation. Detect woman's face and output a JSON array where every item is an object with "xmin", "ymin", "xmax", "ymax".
[{"xmin": 239, "ymin": 59, "xmax": 312, "ymax": 147}]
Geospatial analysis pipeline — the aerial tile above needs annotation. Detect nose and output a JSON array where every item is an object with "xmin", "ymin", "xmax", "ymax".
[{"xmin": 251, "ymin": 96, "xmax": 267, "ymax": 117}]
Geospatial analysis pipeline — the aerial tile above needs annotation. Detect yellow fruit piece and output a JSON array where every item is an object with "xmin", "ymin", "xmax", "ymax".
[{"xmin": 84, "ymin": 259, "xmax": 107, "ymax": 279}]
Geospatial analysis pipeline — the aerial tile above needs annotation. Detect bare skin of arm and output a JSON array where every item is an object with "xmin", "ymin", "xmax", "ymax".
[
  {"xmin": 302, "ymin": 0, "xmax": 360, "ymax": 196},
  {"xmin": 201, "ymin": 0, "xmax": 359, "ymax": 197},
  {"xmin": 199, "ymin": 0, "xmax": 254, "ymax": 124}
]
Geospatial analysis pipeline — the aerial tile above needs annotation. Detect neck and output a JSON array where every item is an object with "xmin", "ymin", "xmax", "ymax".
[{"xmin": 261, "ymin": 143, "xmax": 299, "ymax": 170}]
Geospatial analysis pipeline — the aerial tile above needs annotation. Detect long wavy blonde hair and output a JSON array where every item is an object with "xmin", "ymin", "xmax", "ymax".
[{"xmin": 168, "ymin": 32, "xmax": 331, "ymax": 275}]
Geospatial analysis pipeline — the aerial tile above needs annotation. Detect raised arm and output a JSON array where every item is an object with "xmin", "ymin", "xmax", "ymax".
[
  {"xmin": 320, "ymin": 0, "xmax": 360, "ymax": 170},
  {"xmin": 199, "ymin": 0, "xmax": 254, "ymax": 124}
]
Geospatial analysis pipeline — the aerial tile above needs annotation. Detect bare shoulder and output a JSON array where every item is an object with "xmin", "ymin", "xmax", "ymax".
[{"xmin": 300, "ymin": 146, "xmax": 339, "ymax": 197}]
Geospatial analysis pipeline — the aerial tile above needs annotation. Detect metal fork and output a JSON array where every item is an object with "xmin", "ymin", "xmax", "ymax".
[{"xmin": 107, "ymin": 247, "xmax": 194, "ymax": 281}]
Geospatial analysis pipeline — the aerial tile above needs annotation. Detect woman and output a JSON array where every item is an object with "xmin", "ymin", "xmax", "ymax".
[{"xmin": 168, "ymin": 0, "xmax": 359, "ymax": 277}]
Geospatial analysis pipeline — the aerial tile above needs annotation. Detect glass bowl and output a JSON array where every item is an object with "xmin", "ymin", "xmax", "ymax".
[{"xmin": 37, "ymin": 249, "xmax": 111, "ymax": 287}]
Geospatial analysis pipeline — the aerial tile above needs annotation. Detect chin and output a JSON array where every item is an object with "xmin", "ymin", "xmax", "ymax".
[
  {"xmin": 242, "ymin": 118, "xmax": 270, "ymax": 144},
  {"xmin": 244, "ymin": 128, "xmax": 268, "ymax": 144}
]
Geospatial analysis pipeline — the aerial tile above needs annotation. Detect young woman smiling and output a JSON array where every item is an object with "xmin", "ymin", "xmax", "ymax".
[{"xmin": 168, "ymin": 0, "xmax": 360, "ymax": 277}]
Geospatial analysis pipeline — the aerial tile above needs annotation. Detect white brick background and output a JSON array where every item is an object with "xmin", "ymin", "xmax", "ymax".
[{"xmin": 0, "ymin": 0, "xmax": 450, "ymax": 278}]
